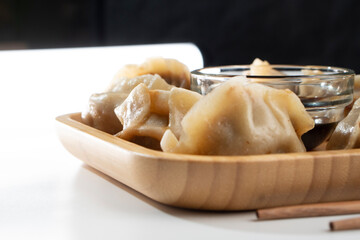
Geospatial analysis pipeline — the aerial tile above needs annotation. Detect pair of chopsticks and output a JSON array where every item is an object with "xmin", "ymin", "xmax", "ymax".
[{"xmin": 256, "ymin": 200, "xmax": 360, "ymax": 231}]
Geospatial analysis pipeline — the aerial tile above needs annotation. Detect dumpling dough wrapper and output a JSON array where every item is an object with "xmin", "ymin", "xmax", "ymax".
[
  {"xmin": 81, "ymin": 74, "xmax": 172, "ymax": 134},
  {"xmin": 161, "ymin": 78, "xmax": 314, "ymax": 155},
  {"xmin": 114, "ymin": 83, "xmax": 201, "ymax": 149},
  {"xmin": 107, "ymin": 57, "xmax": 191, "ymax": 90},
  {"xmin": 327, "ymin": 98, "xmax": 360, "ymax": 150}
]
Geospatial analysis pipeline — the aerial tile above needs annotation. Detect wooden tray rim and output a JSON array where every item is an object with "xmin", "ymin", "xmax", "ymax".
[{"xmin": 56, "ymin": 112, "xmax": 360, "ymax": 163}]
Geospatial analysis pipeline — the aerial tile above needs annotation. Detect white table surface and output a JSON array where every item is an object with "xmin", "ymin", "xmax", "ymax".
[{"xmin": 0, "ymin": 43, "xmax": 358, "ymax": 240}]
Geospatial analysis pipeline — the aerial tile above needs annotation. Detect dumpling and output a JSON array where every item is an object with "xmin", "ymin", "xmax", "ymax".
[
  {"xmin": 138, "ymin": 58, "xmax": 191, "ymax": 88},
  {"xmin": 160, "ymin": 78, "xmax": 314, "ymax": 155},
  {"xmin": 108, "ymin": 74, "xmax": 173, "ymax": 93},
  {"xmin": 354, "ymin": 75, "xmax": 360, "ymax": 101},
  {"xmin": 81, "ymin": 92, "xmax": 127, "ymax": 134},
  {"xmin": 298, "ymin": 68, "xmax": 334, "ymax": 99},
  {"xmin": 114, "ymin": 83, "xmax": 169, "ymax": 141},
  {"xmin": 114, "ymin": 83, "xmax": 202, "ymax": 150},
  {"xmin": 81, "ymin": 74, "xmax": 173, "ymax": 134},
  {"xmin": 244, "ymin": 58, "xmax": 290, "ymax": 90},
  {"xmin": 168, "ymin": 87, "xmax": 202, "ymax": 138},
  {"xmin": 301, "ymin": 69, "xmax": 323, "ymax": 75},
  {"xmin": 246, "ymin": 60, "xmax": 330, "ymax": 101},
  {"xmin": 345, "ymin": 74, "xmax": 360, "ymax": 115},
  {"xmin": 107, "ymin": 57, "xmax": 191, "ymax": 90},
  {"xmin": 246, "ymin": 58, "xmax": 284, "ymax": 76},
  {"xmin": 327, "ymin": 98, "xmax": 360, "ymax": 150}
]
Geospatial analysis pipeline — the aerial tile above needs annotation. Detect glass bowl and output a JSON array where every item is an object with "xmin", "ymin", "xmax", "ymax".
[{"xmin": 191, "ymin": 65, "xmax": 355, "ymax": 150}]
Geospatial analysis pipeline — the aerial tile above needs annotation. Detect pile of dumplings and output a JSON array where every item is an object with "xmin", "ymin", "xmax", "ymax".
[{"xmin": 81, "ymin": 57, "xmax": 359, "ymax": 155}]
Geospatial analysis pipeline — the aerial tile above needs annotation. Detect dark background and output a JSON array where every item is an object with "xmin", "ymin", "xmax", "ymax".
[{"xmin": 1, "ymin": 0, "xmax": 360, "ymax": 72}]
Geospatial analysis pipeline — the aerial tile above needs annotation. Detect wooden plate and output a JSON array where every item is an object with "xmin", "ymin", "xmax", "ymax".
[{"xmin": 56, "ymin": 113, "xmax": 360, "ymax": 211}]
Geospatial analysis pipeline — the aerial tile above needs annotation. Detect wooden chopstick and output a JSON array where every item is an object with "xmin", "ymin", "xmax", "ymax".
[
  {"xmin": 256, "ymin": 201, "xmax": 360, "ymax": 220},
  {"xmin": 330, "ymin": 217, "xmax": 360, "ymax": 231}
]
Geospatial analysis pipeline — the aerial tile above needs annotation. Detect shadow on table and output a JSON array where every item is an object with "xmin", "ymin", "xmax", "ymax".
[{"xmin": 71, "ymin": 164, "xmax": 328, "ymax": 236}]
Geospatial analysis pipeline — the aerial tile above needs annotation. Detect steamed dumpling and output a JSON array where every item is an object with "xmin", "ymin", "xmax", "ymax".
[
  {"xmin": 345, "ymin": 74, "xmax": 360, "ymax": 115},
  {"xmin": 298, "ymin": 68, "xmax": 333, "ymax": 99},
  {"xmin": 168, "ymin": 87, "xmax": 202, "ymax": 138},
  {"xmin": 107, "ymin": 57, "xmax": 191, "ymax": 90},
  {"xmin": 327, "ymin": 98, "xmax": 360, "ymax": 150},
  {"xmin": 246, "ymin": 58, "xmax": 284, "ymax": 76},
  {"xmin": 114, "ymin": 83, "xmax": 202, "ymax": 149},
  {"xmin": 161, "ymin": 78, "xmax": 314, "ymax": 155},
  {"xmin": 114, "ymin": 83, "xmax": 169, "ymax": 141},
  {"xmin": 81, "ymin": 74, "xmax": 173, "ymax": 134},
  {"xmin": 108, "ymin": 74, "xmax": 173, "ymax": 93},
  {"xmin": 81, "ymin": 92, "xmax": 127, "ymax": 134}
]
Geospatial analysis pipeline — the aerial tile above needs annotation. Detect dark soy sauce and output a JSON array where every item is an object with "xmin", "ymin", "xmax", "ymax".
[{"xmin": 301, "ymin": 122, "xmax": 338, "ymax": 151}]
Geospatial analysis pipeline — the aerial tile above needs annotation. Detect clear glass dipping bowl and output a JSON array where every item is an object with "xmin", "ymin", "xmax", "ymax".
[{"xmin": 191, "ymin": 65, "xmax": 355, "ymax": 150}]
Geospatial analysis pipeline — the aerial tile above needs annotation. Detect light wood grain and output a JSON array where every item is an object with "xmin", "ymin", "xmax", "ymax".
[
  {"xmin": 256, "ymin": 201, "xmax": 360, "ymax": 220},
  {"xmin": 55, "ymin": 113, "xmax": 360, "ymax": 211},
  {"xmin": 330, "ymin": 217, "xmax": 360, "ymax": 231}
]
